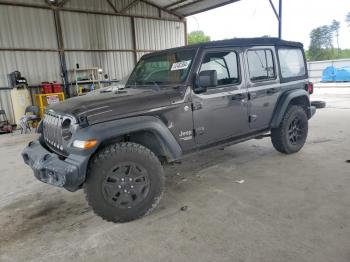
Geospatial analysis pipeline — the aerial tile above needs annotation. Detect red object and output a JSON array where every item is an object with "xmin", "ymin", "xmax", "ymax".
[
  {"xmin": 52, "ymin": 82, "xmax": 62, "ymax": 93},
  {"xmin": 1, "ymin": 124, "xmax": 12, "ymax": 133},
  {"xmin": 306, "ymin": 82, "xmax": 314, "ymax": 94},
  {"xmin": 42, "ymin": 82, "xmax": 53, "ymax": 94}
]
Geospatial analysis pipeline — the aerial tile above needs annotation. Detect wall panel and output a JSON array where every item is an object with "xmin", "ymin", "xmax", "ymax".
[
  {"xmin": 135, "ymin": 19, "xmax": 185, "ymax": 50},
  {"xmin": 0, "ymin": 6, "xmax": 57, "ymax": 49},
  {"xmin": 60, "ymin": 12, "xmax": 133, "ymax": 50},
  {"xmin": 65, "ymin": 51, "xmax": 135, "ymax": 80},
  {"xmin": 0, "ymin": 51, "xmax": 61, "ymax": 87},
  {"xmin": 0, "ymin": 1, "xmax": 185, "ymax": 89}
]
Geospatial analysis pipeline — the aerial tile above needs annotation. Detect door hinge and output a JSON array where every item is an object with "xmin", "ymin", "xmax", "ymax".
[
  {"xmin": 249, "ymin": 115, "xmax": 257, "ymax": 122},
  {"xmin": 194, "ymin": 127, "xmax": 205, "ymax": 136},
  {"xmin": 191, "ymin": 102, "xmax": 202, "ymax": 111}
]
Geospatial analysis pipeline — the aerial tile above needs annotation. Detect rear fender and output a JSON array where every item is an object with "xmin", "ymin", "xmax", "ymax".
[{"xmin": 270, "ymin": 89, "xmax": 312, "ymax": 128}]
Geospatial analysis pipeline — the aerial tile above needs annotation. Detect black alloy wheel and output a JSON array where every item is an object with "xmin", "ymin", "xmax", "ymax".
[
  {"xmin": 288, "ymin": 116, "xmax": 306, "ymax": 145},
  {"xmin": 102, "ymin": 162, "xmax": 151, "ymax": 209}
]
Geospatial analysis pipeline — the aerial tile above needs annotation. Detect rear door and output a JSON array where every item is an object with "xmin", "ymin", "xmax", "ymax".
[
  {"xmin": 191, "ymin": 48, "xmax": 249, "ymax": 145},
  {"xmin": 245, "ymin": 47, "xmax": 280, "ymax": 130}
]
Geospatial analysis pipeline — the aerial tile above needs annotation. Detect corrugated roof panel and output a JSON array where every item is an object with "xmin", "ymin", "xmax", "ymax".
[
  {"xmin": 160, "ymin": 10, "xmax": 179, "ymax": 20},
  {"xmin": 0, "ymin": 51, "xmax": 61, "ymax": 87},
  {"xmin": 63, "ymin": 0, "xmax": 112, "ymax": 12},
  {"xmin": 147, "ymin": 0, "xmax": 177, "ymax": 7},
  {"xmin": 113, "ymin": 0, "xmax": 135, "ymax": 11},
  {"xmin": 0, "ymin": 6, "xmax": 57, "ymax": 49},
  {"xmin": 167, "ymin": 0, "xmax": 241, "ymax": 16},
  {"xmin": 135, "ymin": 19, "xmax": 185, "ymax": 50},
  {"xmin": 60, "ymin": 11, "xmax": 133, "ymax": 50},
  {"xmin": 126, "ymin": 1, "xmax": 159, "ymax": 17},
  {"xmin": 65, "ymin": 51, "xmax": 135, "ymax": 80},
  {"xmin": 3, "ymin": 0, "xmax": 241, "ymax": 18}
]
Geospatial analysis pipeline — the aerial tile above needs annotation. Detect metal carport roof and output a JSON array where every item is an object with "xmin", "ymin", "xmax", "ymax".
[
  {"xmin": 147, "ymin": 0, "xmax": 282, "ymax": 38},
  {"xmin": 147, "ymin": 0, "xmax": 241, "ymax": 17}
]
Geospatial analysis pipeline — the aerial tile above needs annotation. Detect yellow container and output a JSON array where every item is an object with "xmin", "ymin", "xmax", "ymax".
[{"xmin": 34, "ymin": 93, "xmax": 65, "ymax": 117}]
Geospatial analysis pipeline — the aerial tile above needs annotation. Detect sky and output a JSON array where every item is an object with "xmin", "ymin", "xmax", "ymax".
[{"xmin": 187, "ymin": 0, "xmax": 350, "ymax": 49}]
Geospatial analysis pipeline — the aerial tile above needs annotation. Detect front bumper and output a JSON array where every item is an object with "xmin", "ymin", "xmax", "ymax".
[{"xmin": 22, "ymin": 140, "xmax": 89, "ymax": 192}]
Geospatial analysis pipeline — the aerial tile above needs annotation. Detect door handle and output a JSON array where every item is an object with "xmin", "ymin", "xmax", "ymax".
[
  {"xmin": 267, "ymin": 88, "xmax": 279, "ymax": 94},
  {"xmin": 249, "ymin": 92, "xmax": 257, "ymax": 100},
  {"xmin": 231, "ymin": 94, "xmax": 245, "ymax": 100}
]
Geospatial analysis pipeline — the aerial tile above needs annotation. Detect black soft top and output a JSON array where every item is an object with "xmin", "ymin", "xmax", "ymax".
[
  {"xmin": 145, "ymin": 37, "xmax": 303, "ymax": 57},
  {"xmin": 192, "ymin": 37, "xmax": 303, "ymax": 48}
]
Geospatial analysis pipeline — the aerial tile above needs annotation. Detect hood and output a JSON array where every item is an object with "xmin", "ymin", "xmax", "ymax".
[{"xmin": 49, "ymin": 87, "xmax": 184, "ymax": 124}]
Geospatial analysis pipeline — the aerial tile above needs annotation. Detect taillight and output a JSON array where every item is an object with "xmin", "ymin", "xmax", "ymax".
[{"xmin": 306, "ymin": 82, "xmax": 314, "ymax": 94}]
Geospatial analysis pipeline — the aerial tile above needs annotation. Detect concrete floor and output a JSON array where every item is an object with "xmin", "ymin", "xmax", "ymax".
[{"xmin": 1, "ymin": 88, "xmax": 350, "ymax": 262}]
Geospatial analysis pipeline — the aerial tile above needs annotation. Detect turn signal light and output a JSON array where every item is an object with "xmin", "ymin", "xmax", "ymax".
[{"xmin": 73, "ymin": 140, "xmax": 98, "ymax": 149}]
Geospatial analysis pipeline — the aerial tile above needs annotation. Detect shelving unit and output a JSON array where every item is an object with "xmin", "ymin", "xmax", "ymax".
[{"xmin": 68, "ymin": 67, "xmax": 102, "ymax": 96}]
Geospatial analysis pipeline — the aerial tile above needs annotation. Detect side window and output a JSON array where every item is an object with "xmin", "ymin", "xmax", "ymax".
[
  {"xmin": 278, "ymin": 48, "xmax": 306, "ymax": 78},
  {"xmin": 247, "ymin": 49, "xmax": 276, "ymax": 82},
  {"xmin": 200, "ymin": 51, "xmax": 239, "ymax": 87}
]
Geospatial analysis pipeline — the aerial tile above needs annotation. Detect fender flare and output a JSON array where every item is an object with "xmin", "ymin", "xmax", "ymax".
[
  {"xmin": 72, "ymin": 116, "xmax": 183, "ymax": 161},
  {"xmin": 270, "ymin": 89, "xmax": 311, "ymax": 128}
]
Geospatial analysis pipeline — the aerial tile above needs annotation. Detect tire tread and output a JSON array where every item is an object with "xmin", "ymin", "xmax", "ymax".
[{"xmin": 84, "ymin": 142, "xmax": 164, "ymax": 223}]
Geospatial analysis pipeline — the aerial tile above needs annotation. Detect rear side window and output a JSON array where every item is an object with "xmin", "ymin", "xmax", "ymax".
[
  {"xmin": 278, "ymin": 48, "xmax": 306, "ymax": 78},
  {"xmin": 200, "ymin": 51, "xmax": 239, "ymax": 87},
  {"xmin": 247, "ymin": 49, "xmax": 275, "ymax": 82}
]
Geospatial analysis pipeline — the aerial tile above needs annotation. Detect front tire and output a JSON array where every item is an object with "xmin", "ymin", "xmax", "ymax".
[
  {"xmin": 271, "ymin": 105, "xmax": 308, "ymax": 154},
  {"xmin": 84, "ymin": 142, "xmax": 165, "ymax": 223}
]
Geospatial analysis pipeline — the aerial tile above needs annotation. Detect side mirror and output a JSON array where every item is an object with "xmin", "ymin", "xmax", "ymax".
[{"xmin": 194, "ymin": 70, "xmax": 218, "ymax": 94}]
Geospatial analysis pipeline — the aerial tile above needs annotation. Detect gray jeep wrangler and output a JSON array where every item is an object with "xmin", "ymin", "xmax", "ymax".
[{"xmin": 22, "ymin": 38, "xmax": 316, "ymax": 222}]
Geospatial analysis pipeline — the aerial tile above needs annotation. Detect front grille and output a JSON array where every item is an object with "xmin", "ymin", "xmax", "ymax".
[{"xmin": 43, "ymin": 112, "xmax": 64, "ymax": 152}]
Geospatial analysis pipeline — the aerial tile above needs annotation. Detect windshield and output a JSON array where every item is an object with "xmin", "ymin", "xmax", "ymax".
[{"xmin": 126, "ymin": 49, "xmax": 195, "ymax": 87}]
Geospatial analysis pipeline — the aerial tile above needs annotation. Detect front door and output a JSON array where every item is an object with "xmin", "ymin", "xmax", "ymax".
[{"xmin": 191, "ymin": 49, "xmax": 249, "ymax": 145}]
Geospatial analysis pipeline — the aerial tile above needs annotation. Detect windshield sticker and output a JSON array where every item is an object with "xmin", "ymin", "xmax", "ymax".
[{"xmin": 171, "ymin": 61, "xmax": 191, "ymax": 71}]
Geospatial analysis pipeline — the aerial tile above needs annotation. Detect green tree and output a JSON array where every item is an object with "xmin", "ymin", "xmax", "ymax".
[
  {"xmin": 308, "ymin": 21, "xmax": 340, "ymax": 61},
  {"xmin": 346, "ymin": 12, "xmax": 350, "ymax": 26},
  {"xmin": 188, "ymin": 30, "xmax": 211, "ymax": 45},
  {"xmin": 331, "ymin": 20, "xmax": 340, "ymax": 54}
]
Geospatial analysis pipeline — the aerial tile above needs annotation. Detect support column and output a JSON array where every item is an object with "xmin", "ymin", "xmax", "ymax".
[
  {"xmin": 53, "ymin": 9, "xmax": 69, "ymax": 97},
  {"xmin": 131, "ymin": 17, "xmax": 138, "ymax": 65},
  {"xmin": 278, "ymin": 0, "xmax": 282, "ymax": 39},
  {"xmin": 183, "ymin": 18, "xmax": 188, "ymax": 45}
]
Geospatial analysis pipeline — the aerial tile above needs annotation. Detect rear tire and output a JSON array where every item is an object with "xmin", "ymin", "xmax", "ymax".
[
  {"xmin": 271, "ymin": 105, "xmax": 308, "ymax": 154},
  {"xmin": 84, "ymin": 142, "xmax": 165, "ymax": 223}
]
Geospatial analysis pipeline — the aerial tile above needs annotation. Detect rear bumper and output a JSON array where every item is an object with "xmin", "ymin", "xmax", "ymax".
[
  {"xmin": 309, "ymin": 106, "xmax": 316, "ymax": 119},
  {"xmin": 22, "ymin": 140, "xmax": 89, "ymax": 192}
]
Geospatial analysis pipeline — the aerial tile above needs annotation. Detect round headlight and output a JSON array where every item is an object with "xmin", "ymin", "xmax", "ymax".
[{"xmin": 62, "ymin": 118, "xmax": 72, "ymax": 140}]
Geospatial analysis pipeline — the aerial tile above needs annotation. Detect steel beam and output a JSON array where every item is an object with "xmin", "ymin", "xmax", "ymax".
[
  {"xmin": 106, "ymin": 0, "xmax": 119, "ymax": 13},
  {"xmin": 53, "ymin": 9, "xmax": 69, "ymax": 97},
  {"xmin": 171, "ymin": 0, "xmax": 240, "ymax": 16},
  {"xmin": 268, "ymin": 0, "xmax": 282, "ymax": 39},
  {"xmin": 164, "ymin": 0, "xmax": 188, "ymax": 10},
  {"xmin": 131, "ymin": 17, "xmax": 138, "ymax": 65},
  {"xmin": 120, "ymin": 0, "xmax": 140, "ymax": 13},
  {"xmin": 140, "ymin": 0, "xmax": 183, "ymax": 19},
  {"xmin": 278, "ymin": 0, "xmax": 282, "ymax": 39}
]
